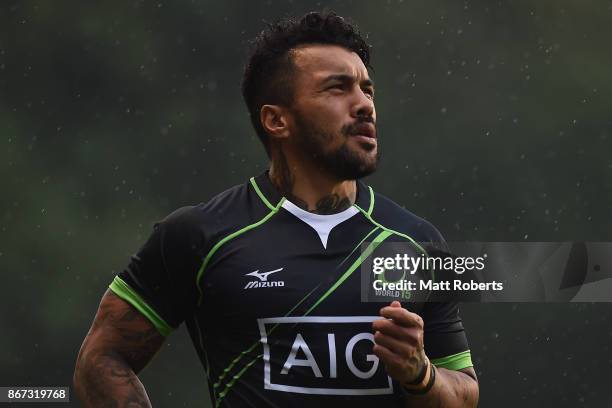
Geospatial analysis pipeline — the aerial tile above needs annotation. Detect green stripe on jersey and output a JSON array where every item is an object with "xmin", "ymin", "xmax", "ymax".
[
  {"xmin": 353, "ymin": 203, "xmax": 427, "ymax": 256},
  {"xmin": 196, "ymin": 197, "xmax": 286, "ymax": 304},
  {"xmin": 367, "ymin": 185, "xmax": 375, "ymax": 215},
  {"xmin": 337, "ymin": 225, "xmax": 380, "ymax": 270},
  {"xmin": 213, "ymin": 284, "xmax": 320, "ymax": 392},
  {"xmin": 431, "ymin": 350, "xmax": 473, "ymax": 371},
  {"xmin": 109, "ymin": 276, "xmax": 173, "ymax": 337},
  {"xmin": 305, "ymin": 229, "xmax": 392, "ymax": 315},
  {"xmin": 249, "ymin": 177, "xmax": 275, "ymax": 211},
  {"xmin": 213, "ymin": 230, "xmax": 392, "ymax": 406}
]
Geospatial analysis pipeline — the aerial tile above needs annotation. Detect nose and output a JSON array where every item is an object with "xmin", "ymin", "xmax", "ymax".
[{"xmin": 351, "ymin": 89, "xmax": 375, "ymax": 121}]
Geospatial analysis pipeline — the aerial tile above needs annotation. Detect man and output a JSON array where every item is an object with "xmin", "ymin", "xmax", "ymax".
[{"xmin": 74, "ymin": 11, "xmax": 478, "ymax": 407}]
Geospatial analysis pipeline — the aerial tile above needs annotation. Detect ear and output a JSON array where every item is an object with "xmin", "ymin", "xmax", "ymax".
[{"xmin": 260, "ymin": 104, "xmax": 290, "ymax": 140}]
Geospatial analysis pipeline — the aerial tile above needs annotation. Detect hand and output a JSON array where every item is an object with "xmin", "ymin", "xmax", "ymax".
[{"xmin": 372, "ymin": 301, "xmax": 429, "ymax": 385}]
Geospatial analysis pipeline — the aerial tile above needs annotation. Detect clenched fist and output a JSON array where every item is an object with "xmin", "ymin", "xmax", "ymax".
[{"xmin": 372, "ymin": 301, "xmax": 430, "ymax": 387}]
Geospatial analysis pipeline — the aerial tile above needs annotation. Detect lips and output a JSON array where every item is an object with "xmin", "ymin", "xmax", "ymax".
[{"xmin": 350, "ymin": 122, "xmax": 376, "ymax": 139}]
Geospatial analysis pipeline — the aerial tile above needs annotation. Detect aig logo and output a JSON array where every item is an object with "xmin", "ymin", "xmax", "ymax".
[{"xmin": 257, "ymin": 316, "xmax": 393, "ymax": 395}]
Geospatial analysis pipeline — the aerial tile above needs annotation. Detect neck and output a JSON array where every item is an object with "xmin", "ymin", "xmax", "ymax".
[{"xmin": 268, "ymin": 151, "xmax": 356, "ymax": 215}]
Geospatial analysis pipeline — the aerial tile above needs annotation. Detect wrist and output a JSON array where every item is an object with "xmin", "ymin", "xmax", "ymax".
[
  {"xmin": 404, "ymin": 356, "xmax": 430, "ymax": 387},
  {"xmin": 401, "ymin": 360, "xmax": 436, "ymax": 395}
]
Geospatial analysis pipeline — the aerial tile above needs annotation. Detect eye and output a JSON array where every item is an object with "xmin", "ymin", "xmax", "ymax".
[
  {"xmin": 327, "ymin": 83, "xmax": 344, "ymax": 91},
  {"xmin": 363, "ymin": 88, "xmax": 375, "ymax": 99}
]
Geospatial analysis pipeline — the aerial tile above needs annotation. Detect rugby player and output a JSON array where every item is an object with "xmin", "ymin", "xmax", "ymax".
[{"xmin": 74, "ymin": 11, "xmax": 479, "ymax": 407}]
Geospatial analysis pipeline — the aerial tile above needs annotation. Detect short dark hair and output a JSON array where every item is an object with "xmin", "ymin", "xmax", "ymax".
[{"xmin": 241, "ymin": 11, "xmax": 372, "ymax": 156}]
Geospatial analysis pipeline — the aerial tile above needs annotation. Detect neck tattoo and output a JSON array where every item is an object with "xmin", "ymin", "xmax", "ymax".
[{"xmin": 270, "ymin": 152, "xmax": 355, "ymax": 215}]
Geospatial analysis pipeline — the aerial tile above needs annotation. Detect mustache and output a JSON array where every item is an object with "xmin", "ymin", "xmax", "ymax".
[{"xmin": 343, "ymin": 117, "xmax": 375, "ymax": 135}]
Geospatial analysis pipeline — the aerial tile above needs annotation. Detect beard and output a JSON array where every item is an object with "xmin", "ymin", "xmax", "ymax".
[{"xmin": 293, "ymin": 112, "xmax": 379, "ymax": 181}]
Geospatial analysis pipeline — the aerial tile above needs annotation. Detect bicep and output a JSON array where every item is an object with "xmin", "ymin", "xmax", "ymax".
[
  {"xmin": 80, "ymin": 289, "xmax": 165, "ymax": 374},
  {"xmin": 458, "ymin": 366, "xmax": 478, "ymax": 383}
]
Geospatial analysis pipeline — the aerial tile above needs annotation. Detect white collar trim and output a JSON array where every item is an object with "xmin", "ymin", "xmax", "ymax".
[{"xmin": 281, "ymin": 199, "xmax": 359, "ymax": 249}]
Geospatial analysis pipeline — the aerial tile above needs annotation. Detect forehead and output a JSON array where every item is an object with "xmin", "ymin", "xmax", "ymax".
[{"xmin": 290, "ymin": 44, "xmax": 370, "ymax": 82}]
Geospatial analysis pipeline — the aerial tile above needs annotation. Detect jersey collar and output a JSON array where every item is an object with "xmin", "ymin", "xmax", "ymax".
[{"xmin": 252, "ymin": 171, "xmax": 373, "ymax": 213}]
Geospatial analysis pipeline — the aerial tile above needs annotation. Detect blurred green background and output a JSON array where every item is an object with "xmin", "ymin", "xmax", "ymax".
[{"xmin": 1, "ymin": 0, "xmax": 611, "ymax": 406}]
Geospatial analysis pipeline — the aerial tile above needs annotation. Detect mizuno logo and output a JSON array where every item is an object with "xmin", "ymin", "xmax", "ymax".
[
  {"xmin": 244, "ymin": 268, "xmax": 285, "ymax": 290},
  {"xmin": 246, "ymin": 268, "xmax": 283, "ymax": 282}
]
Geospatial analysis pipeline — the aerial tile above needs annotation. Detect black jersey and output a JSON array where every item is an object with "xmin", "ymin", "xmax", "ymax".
[{"xmin": 110, "ymin": 172, "xmax": 473, "ymax": 407}]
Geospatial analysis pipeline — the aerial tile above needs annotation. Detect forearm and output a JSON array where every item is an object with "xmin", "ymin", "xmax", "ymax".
[
  {"xmin": 402, "ymin": 367, "xmax": 479, "ymax": 408},
  {"xmin": 74, "ymin": 351, "xmax": 152, "ymax": 408}
]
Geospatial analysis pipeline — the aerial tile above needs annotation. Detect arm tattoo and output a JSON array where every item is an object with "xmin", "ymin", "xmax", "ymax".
[
  {"xmin": 403, "ymin": 367, "xmax": 478, "ymax": 408},
  {"xmin": 74, "ymin": 290, "xmax": 164, "ymax": 407}
]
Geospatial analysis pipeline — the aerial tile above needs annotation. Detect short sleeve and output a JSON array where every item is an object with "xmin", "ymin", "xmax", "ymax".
[
  {"xmin": 109, "ymin": 206, "xmax": 204, "ymax": 336},
  {"xmin": 421, "ymin": 301, "xmax": 473, "ymax": 371}
]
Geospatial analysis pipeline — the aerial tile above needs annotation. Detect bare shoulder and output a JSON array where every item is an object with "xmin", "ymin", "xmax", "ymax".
[{"xmin": 81, "ymin": 289, "xmax": 165, "ymax": 373}]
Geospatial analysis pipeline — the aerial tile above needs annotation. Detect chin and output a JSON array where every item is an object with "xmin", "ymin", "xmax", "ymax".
[
  {"xmin": 339, "ymin": 155, "xmax": 378, "ymax": 180},
  {"xmin": 343, "ymin": 147, "xmax": 378, "ymax": 177},
  {"xmin": 317, "ymin": 138, "xmax": 379, "ymax": 180},
  {"xmin": 354, "ymin": 146, "xmax": 378, "ymax": 168}
]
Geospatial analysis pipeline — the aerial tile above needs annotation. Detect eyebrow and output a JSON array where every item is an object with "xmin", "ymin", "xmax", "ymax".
[{"xmin": 322, "ymin": 74, "xmax": 375, "ymax": 88}]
